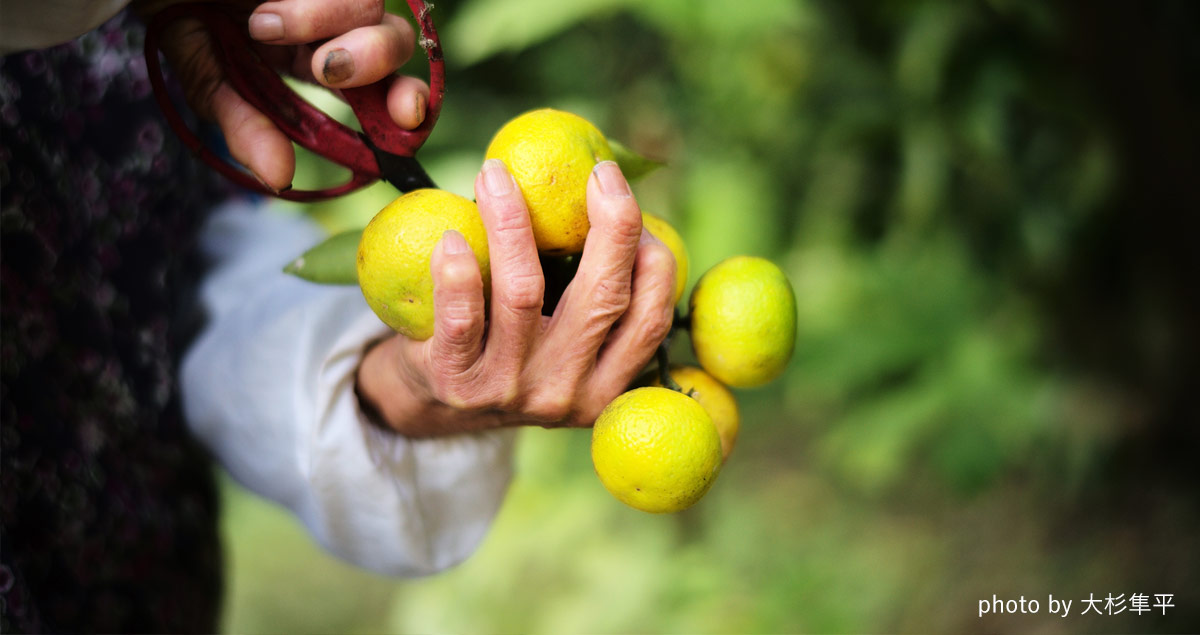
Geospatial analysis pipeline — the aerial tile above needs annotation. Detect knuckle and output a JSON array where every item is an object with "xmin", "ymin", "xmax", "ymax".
[
  {"xmin": 642, "ymin": 241, "xmax": 676, "ymax": 278},
  {"xmin": 640, "ymin": 247, "xmax": 677, "ymax": 298},
  {"xmin": 497, "ymin": 269, "xmax": 545, "ymax": 313},
  {"xmin": 636, "ymin": 303, "xmax": 675, "ymax": 347},
  {"xmin": 524, "ymin": 389, "xmax": 574, "ymax": 423},
  {"xmin": 489, "ymin": 201, "xmax": 533, "ymax": 238},
  {"xmin": 643, "ymin": 306, "xmax": 675, "ymax": 346},
  {"xmin": 430, "ymin": 378, "xmax": 487, "ymax": 411},
  {"xmin": 599, "ymin": 205, "xmax": 643, "ymax": 245},
  {"xmin": 437, "ymin": 312, "xmax": 477, "ymax": 343},
  {"xmin": 493, "ymin": 377, "xmax": 523, "ymax": 411},
  {"xmin": 588, "ymin": 277, "xmax": 632, "ymax": 322},
  {"xmin": 428, "ymin": 381, "xmax": 467, "ymax": 409}
]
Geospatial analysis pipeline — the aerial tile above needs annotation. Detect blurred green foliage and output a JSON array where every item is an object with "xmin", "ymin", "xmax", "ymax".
[{"xmin": 235, "ymin": 0, "xmax": 1199, "ymax": 632}]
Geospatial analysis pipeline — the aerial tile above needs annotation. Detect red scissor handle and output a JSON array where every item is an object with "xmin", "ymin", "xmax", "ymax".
[{"xmin": 144, "ymin": 0, "xmax": 445, "ymax": 201}]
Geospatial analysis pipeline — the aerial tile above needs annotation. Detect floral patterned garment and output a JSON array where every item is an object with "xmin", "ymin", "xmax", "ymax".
[{"xmin": 1, "ymin": 10, "xmax": 236, "ymax": 633}]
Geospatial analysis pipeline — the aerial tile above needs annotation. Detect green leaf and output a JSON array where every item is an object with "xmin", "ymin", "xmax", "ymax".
[
  {"xmin": 283, "ymin": 229, "xmax": 363, "ymax": 285},
  {"xmin": 609, "ymin": 139, "xmax": 665, "ymax": 181}
]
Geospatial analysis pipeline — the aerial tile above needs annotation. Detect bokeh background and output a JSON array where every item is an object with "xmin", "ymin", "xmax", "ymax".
[{"xmin": 223, "ymin": 0, "xmax": 1199, "ymax": 632}]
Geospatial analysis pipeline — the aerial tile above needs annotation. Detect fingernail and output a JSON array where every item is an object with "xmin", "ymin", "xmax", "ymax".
[
  {"xmin": 322, "ymin": 49, "xmax": 355, "ymax": 85},
  {"xmin": 248, "ymin": 12, "xmax": 284, "ymax": 41},
  {"xmin": 252, "ymin": 172, "xmax": 281, "ymax": 195},
  {"xmin": 639, "ymin": 227, "xmax": 662, "ymax": 246},
  {"xmin": 441, "ymin": 230, "xmax": 469, "ymax": 255},
  {"xmin": 593, "ymin": 161, "xmax": 631, "ymax": 198},
  {"xmin": 412, "ymin": 92, "xmax": 426, "ymax": 127},
  {"xmin": 482, "ymin": 159, "xmax": 514, "ymax": 196}
]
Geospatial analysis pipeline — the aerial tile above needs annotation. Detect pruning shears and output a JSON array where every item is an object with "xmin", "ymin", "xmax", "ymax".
[{"xmin": 144, "ymin": 0, "xmax": 444, "ymax": 201}]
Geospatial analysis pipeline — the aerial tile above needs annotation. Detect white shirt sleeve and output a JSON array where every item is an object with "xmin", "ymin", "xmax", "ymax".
[{"xmin": 180, "ymin": 199, "xmax": 516, "ymax": 577}]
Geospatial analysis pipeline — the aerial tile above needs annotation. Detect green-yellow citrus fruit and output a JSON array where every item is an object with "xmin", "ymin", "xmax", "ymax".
[
  {"xmin": 357, "ymin": 189, "xmax": 490, "ymax": 340},
  {"xmin": 641, "ymin": 212, "xmax": 689, "ymax": 307},
  {"xmin": 653, "ymin": 365, "xmax": 740, "ymax": 461},
  {"xmin": 485, "ymin": 108, "xmax": 615, "ymax": 255},
  {"xmin": 592, "ymin": 387, "xmax": 722, "ymax": 513},
  {"xmin": 689, "ymin": 256, "xmax": 796, "ymax": 388}
]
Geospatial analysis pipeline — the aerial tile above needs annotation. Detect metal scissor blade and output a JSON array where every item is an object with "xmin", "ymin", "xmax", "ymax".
[{"xmin": 367, "ymin": 140, "xmax": 437, "ymax": 192}]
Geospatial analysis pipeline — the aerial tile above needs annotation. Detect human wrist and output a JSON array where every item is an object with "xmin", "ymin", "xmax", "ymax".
[
  {"xmin": 356, "ymin": 335, "xmax": 515, "ymax": 437},
  {"xmin": 355, "ymin": 335, "xmax": 431, "ymax": 435}
]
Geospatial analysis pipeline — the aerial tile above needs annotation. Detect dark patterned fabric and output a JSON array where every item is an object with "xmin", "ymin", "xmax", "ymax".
[{"xmin": 1, "ymin": 10, "xmax": 235, "ymax": 633}]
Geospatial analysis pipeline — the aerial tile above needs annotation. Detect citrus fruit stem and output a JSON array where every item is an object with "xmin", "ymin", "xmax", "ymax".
[
  {"xmin": 655, "ymin": 339, "xmax": 684, "ymax": 393},
  {"xmin": 673, "ymin": 309, "xmax": 690, "ymax": 331}
]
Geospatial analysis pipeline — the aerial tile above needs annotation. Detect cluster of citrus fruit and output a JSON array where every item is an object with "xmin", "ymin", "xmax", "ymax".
[
  {"xmin": 594, "ymin": 251, "xmax": 795, "ymax": 514},
  {"xmin": 350, "ymin": 108, "xmax": 796, "ymax": 514}
]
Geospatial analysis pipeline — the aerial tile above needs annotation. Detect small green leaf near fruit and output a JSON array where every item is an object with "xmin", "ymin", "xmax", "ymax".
[
  {"xmin": 609, "ymin": 138, "xmax": 666, "ymax": 182},
  {"xmin": 282, "ymin": 229, "xmax": 362, "ymax": 285}
]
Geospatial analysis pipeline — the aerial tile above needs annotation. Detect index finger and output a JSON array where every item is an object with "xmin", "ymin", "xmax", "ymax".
[
  {"xmin": 310, "ymin": 15, "xmax": 417, "ymax": 88},
  {"xmin": 249, "ymin": 0, "xmax": 386, "ymax": 44},
  {"xmin": 474, "ymin": 160, "xmax": 545, "ymax": 378}
]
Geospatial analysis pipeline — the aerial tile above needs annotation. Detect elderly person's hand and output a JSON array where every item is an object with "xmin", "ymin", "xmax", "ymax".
[
  {"xmin": 356, "ymin": 160, "xmax": 679, "ymax": 437},
  {"xmin": 138, "ymin": 0, "xmax": 428, "ymax": 190}
]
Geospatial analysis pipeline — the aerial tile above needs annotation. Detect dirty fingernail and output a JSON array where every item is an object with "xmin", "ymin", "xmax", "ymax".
[
  {"xmin": 248, "ymin": 13, "xmax": 284, "ymax": 41},
  {"xmin": 411, "ymin": 92, "xmax": 426, "ymax": 127},
  {"xmin": 322, "ymin": 49, "xmax": 355, "ymax": 85},
  {"xmin": 593, "ymin": 161, "xmax": 631, "ymax": 198},
  {"xmin": 482, "ymin": 159, "xmax": 514, "ymax": 196}
]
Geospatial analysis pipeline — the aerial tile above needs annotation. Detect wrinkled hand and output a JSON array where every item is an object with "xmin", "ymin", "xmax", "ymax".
[
  {"xmin": 356, "ymin": 160, "xmax": 679, "ymax": 437},
  {"xmin": 137, "ymin": 0, "xmax": 429, "ymax": 190}
]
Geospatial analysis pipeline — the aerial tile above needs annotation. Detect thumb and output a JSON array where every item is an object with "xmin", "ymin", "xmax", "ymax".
[
  {"xmin": 157, "ymin": 17, "xmax": 295, "ymax": 190},
  {"xmin": 427, "ymin": 230, "xmax": 486, "ymax": 376},
  {"xmin": 208, "ymin": 83, "xmax": 295, "ymax": 191}
]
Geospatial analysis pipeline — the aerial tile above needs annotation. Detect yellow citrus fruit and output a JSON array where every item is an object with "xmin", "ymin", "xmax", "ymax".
[
  {"xmin": 357, "ymin": 189, "xmax": 490, "ymax": 340},
  {"xmin": 484, "ymin": 108, "xmax": 615, "ymax": 255},
  {"xmin": 591, "ymin": 387, "xmax": 722, "ymax": 513},
  {"xmin": 689, "ymin": 256, "xmax": 796, "ymax": 388},
  {"xmin": 653, "ymin": 365, "xmax": 740, "ymax": 461},
  {"xmin": 641, "ymin": 212, "xmax": 689, "ymax": 306}
]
